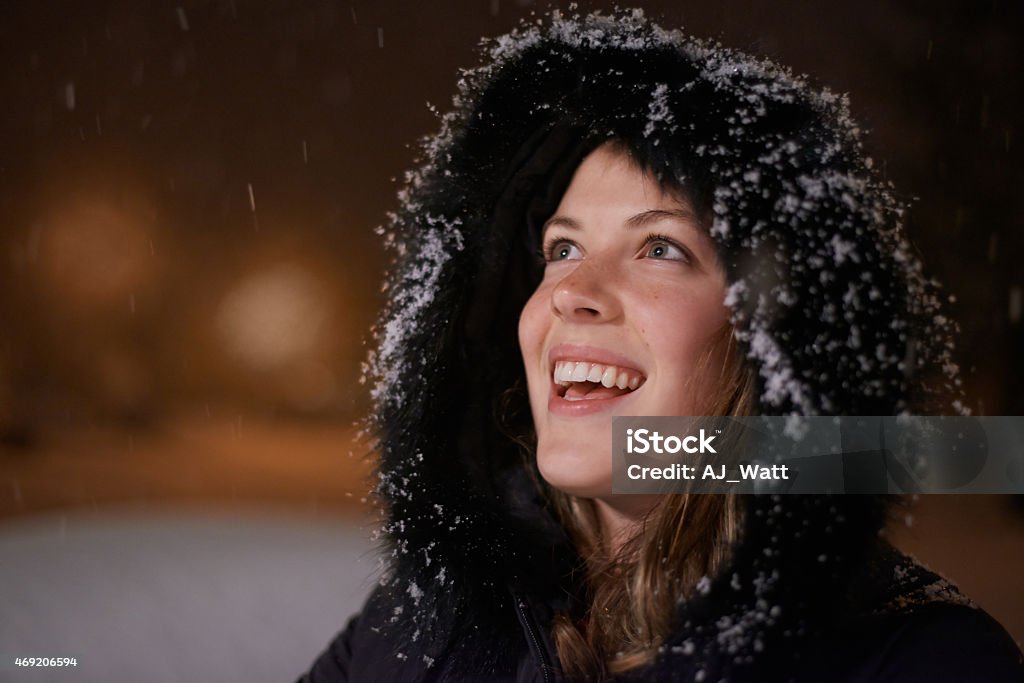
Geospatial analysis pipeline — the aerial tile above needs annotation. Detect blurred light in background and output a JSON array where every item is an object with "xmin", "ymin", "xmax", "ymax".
[
  {"xmin": 216, "ymin": 261, "xmax": 340, "ymax": 412},
  {"xmin": 35, "ymin": 198, "xmax": 157, "ymax": 309},
  {"xmin": 216, "ymin": 263, "xmax": 328, "ymax": 369}
]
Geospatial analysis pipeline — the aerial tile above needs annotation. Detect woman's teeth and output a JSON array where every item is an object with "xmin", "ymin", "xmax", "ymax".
[{"xmin": 552, "ymin": 361, "xmax": 643, "ymax": 391}]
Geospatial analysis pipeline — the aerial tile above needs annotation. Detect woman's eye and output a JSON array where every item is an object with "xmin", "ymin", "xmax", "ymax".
[
  {"xmin": 546, "ymin": 240, "xmax": 582, "ymax": 262},
  {"xmin": 644, "ymin": 239, "xmax": 688, "ymax": 262}
]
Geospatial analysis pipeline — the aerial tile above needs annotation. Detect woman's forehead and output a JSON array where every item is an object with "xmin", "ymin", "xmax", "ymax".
[{"xmin": 541, "ymin": 146, "xmax": 704, "ymax": 237}]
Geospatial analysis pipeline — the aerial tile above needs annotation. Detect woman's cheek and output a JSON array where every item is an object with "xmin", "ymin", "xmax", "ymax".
[{"xmin": 518, "ymin": 289, "xmax": 550, "ymax": 398}]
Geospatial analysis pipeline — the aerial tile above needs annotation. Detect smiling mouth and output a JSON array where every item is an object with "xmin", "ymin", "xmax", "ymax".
[{"xmin": 552, "ymin": 361, "xmax": 646, "ymax": 401}]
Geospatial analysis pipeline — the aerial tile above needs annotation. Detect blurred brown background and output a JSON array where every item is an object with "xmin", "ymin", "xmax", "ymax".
[{"xmin": 0, "ymin": 0, "xmax": 1021, "ymax": 645}]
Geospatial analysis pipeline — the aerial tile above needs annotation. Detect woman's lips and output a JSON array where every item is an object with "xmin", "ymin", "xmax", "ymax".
[
  {"xmin": 544, "ymin": 344, "xmax": 646, "ymax": 416},
  {"xmin": 548, "ymin": 344, "xmax": 645, "ymax": 375}
]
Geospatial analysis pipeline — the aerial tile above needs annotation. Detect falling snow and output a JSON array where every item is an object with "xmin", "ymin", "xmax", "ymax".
[
  {"xmin": 1009, "ymin": 287, "xmax": 1022, "ymax": 324},
  {"xmin": 176, "ymin": 6, "xmax": 189, "ymax": 32}
]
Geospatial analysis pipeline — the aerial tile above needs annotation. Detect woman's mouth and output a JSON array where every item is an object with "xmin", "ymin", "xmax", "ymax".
[{"xmin": 549, "ymin": 361, "xmax": 645, "ymax": 415}]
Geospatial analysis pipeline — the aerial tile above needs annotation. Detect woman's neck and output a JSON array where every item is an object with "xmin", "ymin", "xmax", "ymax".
[{"xmin": 592, "ymin": 495, "xmax": 658, "ymax": 556}]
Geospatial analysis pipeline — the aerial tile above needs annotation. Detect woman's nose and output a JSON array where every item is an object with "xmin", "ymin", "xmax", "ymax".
[{"xmin": 550, "ymin": 260, "xmax": 621, "ymax": 322}]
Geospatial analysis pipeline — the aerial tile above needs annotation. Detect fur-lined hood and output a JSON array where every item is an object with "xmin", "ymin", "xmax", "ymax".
[{"xmin": 358, "ymin": 9, "xmax": 970, "ymax": 680}]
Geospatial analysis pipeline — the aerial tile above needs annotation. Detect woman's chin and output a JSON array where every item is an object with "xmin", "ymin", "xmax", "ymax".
[{"xmin": 536, "ymin": 447, "xmax": 612, "ymax": 498}]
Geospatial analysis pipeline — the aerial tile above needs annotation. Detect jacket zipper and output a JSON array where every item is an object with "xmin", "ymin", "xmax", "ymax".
[{"xmin": 513, "ymin": 592, "xmax": 555, "ymax": 683}]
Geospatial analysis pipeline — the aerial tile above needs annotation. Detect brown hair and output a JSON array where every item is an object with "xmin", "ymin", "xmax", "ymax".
[{"xmin": 548, "ymin": 323, "xmax": 756, "ymax": 681}]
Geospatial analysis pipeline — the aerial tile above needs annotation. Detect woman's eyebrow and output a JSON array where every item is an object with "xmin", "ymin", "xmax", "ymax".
[
  {"xmin": 540, "ymin": 209, "xmax": 699, "ymax": 239},
  {"xmin": 624, "ymin": 208, "xmax": 699, "ymax": 230},
  {"xmin": 540, "ymin": 215, "xmax": 581, "ymax": 239}
]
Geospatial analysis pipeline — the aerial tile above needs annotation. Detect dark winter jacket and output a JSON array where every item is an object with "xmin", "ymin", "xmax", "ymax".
[{"xmin": 299, "ymin": 10, "xmax": 1024, "ymax": 682}]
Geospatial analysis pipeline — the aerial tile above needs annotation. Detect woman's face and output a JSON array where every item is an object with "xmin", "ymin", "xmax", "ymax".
[{"xmin": 518, "ymin": 144, "xmax": 730, "ymax": 500}]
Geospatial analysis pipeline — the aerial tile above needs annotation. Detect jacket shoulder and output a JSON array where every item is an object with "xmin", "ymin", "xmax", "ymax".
[
  {"xmin": 297, "ymin": 612, "xmax": 360, "ymax": 683},
  {"xmin": 853, "ymin": 602, "xmax": 1024, "ymax": 682},
  {"xmin": 296, "ymin": 587, "xmax": 428, "ymax": 683}
]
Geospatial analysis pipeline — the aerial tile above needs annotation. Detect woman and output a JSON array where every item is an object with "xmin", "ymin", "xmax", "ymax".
[{"xmin": 299, "ymin": 10, "xmax": 1024, "ymax": 682}]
